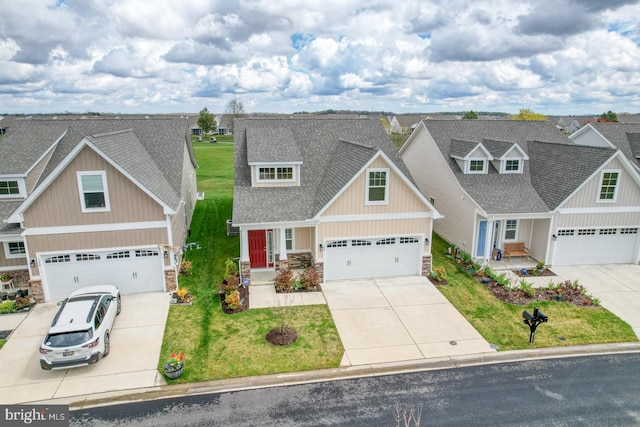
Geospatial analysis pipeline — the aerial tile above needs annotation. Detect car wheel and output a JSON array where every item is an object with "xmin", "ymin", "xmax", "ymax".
[
  {"xmin": 103, "ymin": 332, "xmax": 110, "ymax": 358},
  {"xmin": 116, "ymin": 295, "xmax": 121, "ymax": 315}
]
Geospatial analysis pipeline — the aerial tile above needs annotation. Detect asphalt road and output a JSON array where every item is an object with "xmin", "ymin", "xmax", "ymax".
[{"xmin": 72, "ymin": 353, "xmax": 640, "ymax": 426}]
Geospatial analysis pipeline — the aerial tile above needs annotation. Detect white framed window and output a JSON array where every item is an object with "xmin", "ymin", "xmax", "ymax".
[
  {"xmin": 466, "ymin": 159, "xmax": 486, "ymax": 174},
  {"xmin": 77, "ymin": 171, "xmax": 110, "ymax": 212},
  {"xmin": 4, "ymin": 241, "xmax": 26, "ymax": 259},
  {"xmin": 504, "ymin": 220, "xmax": 517, "ymax": 240},
  {"xmin": 285, "ymin": 228, "xmax": 294, "ymax": 251},
  {"xmin": 366, "ymin": 168, "xmax": 389, "ymax": 205},
  {"xmin": 503, "ymin": 159, "xmax": 522, "ymax": 173},
  {"xmin": 0, "ymin": 179, "xmax": 26, "ymax": 198},
  {"xmin": 598, "ymin": 170, "xmax": 619, "ymax": 202},
  {"xmin": 257, "ymin": 166, "xmax": 295, "ymax": 183}
]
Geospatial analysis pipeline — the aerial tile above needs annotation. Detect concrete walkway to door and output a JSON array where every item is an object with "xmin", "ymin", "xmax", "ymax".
[{"xmin": 322, "ymin": 276, "xmax": 496, "ymax": 366}]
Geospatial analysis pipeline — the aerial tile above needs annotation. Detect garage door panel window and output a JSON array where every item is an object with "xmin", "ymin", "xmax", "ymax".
[
  {"xmin": 621, "ymin": 228, "xmax": 639, "ymax": 234},
  {"xmin": 78, "ymin": 172, "xmax": 110, "ymax": 212},
  {"xmin": 45, "ymin": 255, "xmax": 71, "ymax": 263},
  {"xmin": 400, "ymin": 237, "xmax": 420, "ymax": 244},
  {"xmin": 107, "ymin": 251, "xmax": 130, "ymax": 259},
  {"xmin": 554, "ymin": 226, "xmax": 638, "ymax": 265},
  {"xmin": 376, "ymin": 238, "xmax": 396, "ymax": 245},
  {"xmin": 366, "ymin": 169, "xmax": 389, "ymax": 205},
  {"xmin": 76, "ymin": 253, "xmax": 100, "ymax": 261},
  {"xmin": 135, "ymin": 249, "xmax": 159, "ymax": 257},
  {"xmin": 351, "ymin": 240, "xmax": 371, "ymax": 246}
]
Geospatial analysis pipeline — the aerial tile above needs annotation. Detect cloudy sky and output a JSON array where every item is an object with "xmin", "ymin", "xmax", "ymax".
[{"xmin": 1, "ymin": 0, "xmax": 639, "ymax": 115}]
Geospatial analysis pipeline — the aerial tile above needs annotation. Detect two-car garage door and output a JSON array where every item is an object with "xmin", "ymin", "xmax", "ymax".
[
  {"xmin": 324, "ymin": 236, "xmax": 422, "ymax": 281},
  {"xmin": 40, "ymin": 247, "xmax": 165, "ymax": 300},
  {"xmin": 554, "ymin": 227, "xmax": 639, "ymax": 265}
]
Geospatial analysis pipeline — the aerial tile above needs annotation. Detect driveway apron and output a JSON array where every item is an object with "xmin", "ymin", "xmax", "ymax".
[
  {"xmin": 0, "ymin": 292, "xmax": 170, "ymax": 404},
  {"xmin": 322, "ymin": 276, "xmax": 495, "ymax": 366}
]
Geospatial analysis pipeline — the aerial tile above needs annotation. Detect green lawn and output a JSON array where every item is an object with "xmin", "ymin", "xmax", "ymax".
[
  {"xmin": 431, "ymin": 234, "xmax": 638, "ymax": 350},
  {"xmin": 159, "ymin": 140, "xmax": 343, "ymax": 383}
]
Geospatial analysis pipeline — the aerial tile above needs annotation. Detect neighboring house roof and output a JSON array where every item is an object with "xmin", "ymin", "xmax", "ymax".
[
  {"xmin": 246, "ymin": 127, "xmax": 302, "ymax": 164},
  {"xmin": 1, "ymin": 117, "xmax": 196, "ymax": 225},
  {"xmin": 408, "ymin": 120, "xmax": 615, "ymax": 214},
  {"xmin": 585, "ymin": 123, "xmax": 640, "ymax": 169},
  {"xmin": 233, "ymin": 118, "xmax": 419, "ymax": 224}
]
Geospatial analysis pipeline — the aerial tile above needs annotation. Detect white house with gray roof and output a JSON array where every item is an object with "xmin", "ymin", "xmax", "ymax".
[
  {"xmin": 570, "ymin": 122, "xmax": 640, "ymax": 172},
  {"xmin": 232, "ymin": 118, "xmax": 441, "ymax": 283},
  {"xmin": 0, "ymin": 117, "xmax": 198, "ymax": 301},
  {"xmin": 400, "ymin": 120, "xmax": 640, "ymax": 266}
]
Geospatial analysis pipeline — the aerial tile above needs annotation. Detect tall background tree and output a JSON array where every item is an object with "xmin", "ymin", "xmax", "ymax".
[
  {"xmin": 463, "ymin": 110, "xmax": 478, "ymax": 119},
  {"xmin": 600, "ymin": 110, "xmax": 618, "ymax": 122},
  {"xmin": 510, "ymin": 108, "xmax": 547, "ymax": 120},
  {"xmin": 197, "ymin": 107, "xmax": 216, "ymax": 135},
  {"xmin": 225, "ymin": 98, "xmax": 246, "ymax": 134}
]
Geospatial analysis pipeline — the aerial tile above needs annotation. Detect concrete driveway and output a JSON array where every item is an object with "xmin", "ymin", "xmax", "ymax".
[
  {"xmin": 550, "ymin": 264, "xmax": 640, "ymax": 339},
  {"xmin": 0, "ymin": 292, "xmax": 170, "ymax": 404},
  {"xmin": 322, "ymin": 276, "xmax": 495, "ymax": 366}
]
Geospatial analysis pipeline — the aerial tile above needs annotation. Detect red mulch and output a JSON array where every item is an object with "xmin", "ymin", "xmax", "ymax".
[{"xmin": 265, "ymin": 327, "xmax": 297, "ymax": 346}]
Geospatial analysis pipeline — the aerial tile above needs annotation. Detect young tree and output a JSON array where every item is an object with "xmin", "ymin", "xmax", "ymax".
[
  {"xmin": 224, "ymin": 98, "xmax": 246, "ymax": 133},
  {"xmin": 463, "ymin": 110, "xmax": 478, "ymax": 119},
  {"xmin": 511, "ymin": 108, "xmax": 547, "ymax": 120},
  {"xmin": 600, "ymin": 110, "xmax": 618, "ymax": 122},
  {"xmin": 197, "ymin": 107, "xmax": 216, "ymax": 135}
]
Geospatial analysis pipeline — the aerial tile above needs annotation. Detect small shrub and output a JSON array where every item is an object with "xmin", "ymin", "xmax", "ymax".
[
  {"xmin": 274, "ymin": 268, "xmax": 294, "ymax": 292},
  {"xmin": 224, "ymin": 258, "xmax": 239, "ymax": 277},
  {"xmin": 431, "ymin": 266, "xmax": 447, "ymax": 282},
  {"xmin": 0, "ymin": 300, "xmax": 16, "ymax": 314},
  {"xmin": 225, "ymin": 290, "xmax": 241, "ymax": 310},
  {"xmin": 219, "ymin": 275, "xmax": 239, "ymax": 295},
  {"xmin": 472, "ymin": 262, "xmax": 482, "ymax": 271},
  {"xmin": 483, "ymin": 265, "xmax": 493, "ymax": 277},
  {"xmin": 14, "ymin": 296, "xmax": 31, "ymax": 310},
  {"xmin": 297, "ymin": 267, "xmax": 320, "ymax": 291},
  {"xmin": 494, "ymin": 273, "xmax": 509, "ymax": 287},
  {"xmin": 179, "ymin": 260, "xmax": 192, "ymax": 276},
  {"xmin": 176, "ymin": 288, "xmax": 188, "ymax": 300},
  {"xmin": 519, "ymin": 280, "xmax": 535, "ymax": 297},
  {"xmin": 535, "ymin": 261, "xmax": 545, "ymax": 270}
]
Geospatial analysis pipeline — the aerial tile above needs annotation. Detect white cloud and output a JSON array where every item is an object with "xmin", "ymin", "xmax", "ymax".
[{"xmin": 0, "ymin": 0, "xmax": 639, "ymax": 114}]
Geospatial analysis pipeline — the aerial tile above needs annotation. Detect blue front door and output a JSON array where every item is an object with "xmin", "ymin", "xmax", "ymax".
[{"xmin": 477, "ymin": 221, "xmax": 487, "ymax": 257}]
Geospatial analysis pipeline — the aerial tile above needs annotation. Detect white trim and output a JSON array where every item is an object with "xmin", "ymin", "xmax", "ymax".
[
  {"xmin": 249, "ymin": 161, "xmax": 303, "ymax": 166},
  {"xmin": 466, "ymin": 158, "xmax": 487, "ymax": 174},
  {"xmin": 597, "ymin": 169, "xmax": 621, "ymax": 203},
  {"xmin": 365, "ymin": 168, "xmax": 390, "ymax": 205},
  {"xmin": 3, "ymin": 241, "xmax": 26, "ymax": 259},
  {"xmin": 234, "ymin": 220, "xmax": 317, "ymax": 229},
  {"xmin": 22, "ymin": 220, "xmax": 168, "ymax": 236},
  {"xmin": 504, "ymin": 219, "xmax": 518, "ymax": 241},
  {"xmin": 256, "ymin": 165, "xmax": 297, "ymax": 184},
  {"xmin": 77, "ymin": 170, "xmax": 111, "ymax": 212},
  {"xmin": 285, "ymin": 228, "xmax": 294, "ymax": 252},
  {"xmin": 0, "ymin": 234, "xmax": 24, "ymax": 243},
  {"xmin": 501, "ymin": 158, "xmax": 523, "ymax": 174},
  {"xmin": 0, "ymin": 178, "xmax": 27, "ymax": 199},
  {"xmin": 0, "ymin": 265, "xmax": 28, "ymax": 272},
  {"xmin": 557, "ymin": 206, "xmax": 640, "ymax": 214},
  {"xmin": 320, "ymin": 212, "xmax": 432, "ymax": 223}
]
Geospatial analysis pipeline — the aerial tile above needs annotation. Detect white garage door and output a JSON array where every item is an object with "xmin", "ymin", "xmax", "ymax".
[
  {"xmin": 554, "ymin": 227, "xmax": 639, "ymax": 265},
  {"xmin": 40, "ymin": 247, "xmax": 165, "ymax": 300},
  {"xmin": 324, "ymin": 236, "xmax": 422, "ymax": 281}
]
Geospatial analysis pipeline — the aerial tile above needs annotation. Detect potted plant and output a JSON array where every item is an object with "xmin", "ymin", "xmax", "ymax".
[
  {"xmin": 0, "ymin": 273, "xmax": 11, "ymax": 283},
  {"xmin": 535, "ymin": 261, "xmax": 545, "ymax": 274},
  {"xmin": 163, "ymin": 352, "xmax": 185, "ymax": 379}
]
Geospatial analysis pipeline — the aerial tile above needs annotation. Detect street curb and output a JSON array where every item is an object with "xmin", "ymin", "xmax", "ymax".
[{"xmin": 60, "ymin": 341, "xmax": 640, "ymax": 410}]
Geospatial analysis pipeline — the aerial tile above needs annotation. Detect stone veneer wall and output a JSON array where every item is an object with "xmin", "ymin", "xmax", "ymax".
[
  {"xmin": 314, "ymin": 261, "xmax": 324, "ymax": 282},
  {"xmin": 286, "ymin": 252, "xmax": 313, "ymax": 269},
  {"xmin": 240, "ymin": 261, "xmax": 251, "ymax": 285},
  {"xmin": 29, "ymin": 279, "xmax": 44, "ymax": 302},
  {"xmin": 165, "ymin": 270, "xmax": 177, "ymax": 292},
  {"xmin": 421, "ymin": 255, "xmax": 432, "ymax": 277}
]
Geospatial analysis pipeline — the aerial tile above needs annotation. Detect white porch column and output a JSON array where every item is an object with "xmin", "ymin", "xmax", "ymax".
[
  {"xmin": 484, "ymin": 220, "xmax": 494, "ymax": 264},
  {"xmin": 240, "ymin": 228, "xmax": 250, "ymax": 262},
  {"xmin": 278, "ymin": 227, "xmax": 288, "ymax": 261}
]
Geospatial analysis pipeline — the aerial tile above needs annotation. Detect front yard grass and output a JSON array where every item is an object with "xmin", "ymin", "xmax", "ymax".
[
  {"xmin": 159, "ymin": 140, "xmax": 343, "ymax": 383},
  {"xmin": 431, "ymin": 234, "xmax": 638, "ymax": 350}
]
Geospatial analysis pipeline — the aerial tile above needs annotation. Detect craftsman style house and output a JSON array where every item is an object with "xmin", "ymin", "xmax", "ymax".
[
  {"xmin": 232, "ymin": 118, "xmax": 441, "ymax": 283},
  {"xmin": 0, "ymin": 117, "xmax": 198, "ymax": 301},
  {"xmin": 400, "ymin": 120, "xmax": 640, "ymax": 266}
]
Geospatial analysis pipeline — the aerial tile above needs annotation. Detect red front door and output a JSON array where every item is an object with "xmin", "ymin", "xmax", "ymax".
[{"xmin": 248, "ymin": 230, "xmax": 267, "ymax": 268}]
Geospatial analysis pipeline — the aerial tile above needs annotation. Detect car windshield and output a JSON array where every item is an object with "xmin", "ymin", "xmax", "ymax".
[{"xmin": 46, "ymin": 330, "xmax": 93, "ymax": 347}]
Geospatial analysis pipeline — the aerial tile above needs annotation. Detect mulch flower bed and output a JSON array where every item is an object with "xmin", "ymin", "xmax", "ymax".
[
  {"xmin": 221, "ymin": 284, "xmax": 249, "ymax": 314},
  {"xmin": 432, "ymin": 258, "xmax": 597, "ymax": 307},
  {"xmin": 512, "ymin": 268, "xmax": 556, "ymax": 277},
  {"xmin": 265, "ymin": 327, "xmax": 297, "ymax": 346}
]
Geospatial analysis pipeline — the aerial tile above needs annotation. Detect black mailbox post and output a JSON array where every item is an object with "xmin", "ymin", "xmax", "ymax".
[{"xmin": 522, "ymin": 307, "xmax": 548, "ymax": 345}]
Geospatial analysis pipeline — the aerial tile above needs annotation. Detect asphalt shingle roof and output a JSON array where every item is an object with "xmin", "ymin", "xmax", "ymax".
[
  {"xmin": 420, "ymin": 120, "xmax": 613, "ymax": 214},
  {"xmin": 0, "ymin": 117, "xmax": 195, "ymax": 228},
  {"xmin": 233, "ymin": 118, "xmax": 413, "ymax": 224},
  {"xmin": 589, "ymin": 123, "xmax": 640, "ymax": 169}
]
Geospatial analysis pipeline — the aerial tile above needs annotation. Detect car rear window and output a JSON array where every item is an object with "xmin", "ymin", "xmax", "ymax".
[{"xmin": 45, "ymin": 330, "xmax": 93, "ymax": 347}]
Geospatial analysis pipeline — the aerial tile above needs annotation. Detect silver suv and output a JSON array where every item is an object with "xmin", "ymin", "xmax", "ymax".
[{"xmin": 40, "ymin": 285, "xmax": 121, "ymax": 370}]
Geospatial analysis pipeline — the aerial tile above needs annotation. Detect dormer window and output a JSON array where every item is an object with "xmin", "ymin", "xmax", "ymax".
[
  {"xmin": 502, "ymin": 158, "xmax": 523, "ymax": 173},
  {"xmin": 257, "ymin": 166, "xmax": 294, "ymax": 183},
  {"xmin": 0, "ymin": 179, "xmax": 26, "ymax": 198},
  {"xmin": 468, "ymin": 159, "xmax": 486, "ymax": 174}
]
